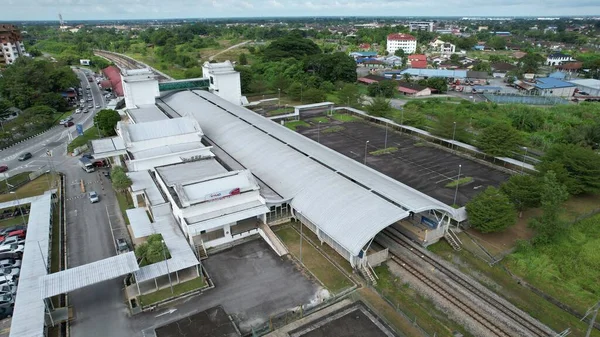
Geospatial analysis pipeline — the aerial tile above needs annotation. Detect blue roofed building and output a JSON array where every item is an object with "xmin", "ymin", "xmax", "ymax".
[
  {"xmin": 533, "ymin": 77, "xmax": 576, "ymax": 97},
  {"xmin": 349, "ymin": 51, "xmax": 378, "ymax": 60},
  {"xmin": 548, "ymin": 71, "xmax": 566, "ymax": 80}
]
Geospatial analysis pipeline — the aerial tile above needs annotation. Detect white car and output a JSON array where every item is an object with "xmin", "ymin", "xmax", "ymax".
[
  {"xmin": 75, "ymin": 108, "xmax": 82, "ymax": 114},
  {"xmin": 0, "ymin": 268, "xmax": 19, "ymax": 280},
  {"xmin": 95, "ymin": 104, "xmax": 100, "ymax": 109},
  {"xmin": 0, "ymin": 283, "xmax": 16, "ymax": 296},
  {"xmin": 89, "ymin": 191, "xmax": 99, "ymax": 203},
  {"xmin": 0, "ymin": 259, "xmax": 20, "ymax": 269},
  {"xmin": 1, "ymin": 237, "xmax": 24, "ymax": 247}
]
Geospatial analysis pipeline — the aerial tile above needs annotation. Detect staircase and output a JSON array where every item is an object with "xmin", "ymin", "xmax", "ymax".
[
  {"xmin": 258, "ymin": 223, "xmax": 289, "ymax": 257},
  {"xmin": 444, "ymin": 228, "xmax": 462, "ymax": 251},
  {"xmin": 196, "ymin": 240, "xmax": 208, "ymax": 260},
  {"xmin": 361, "ymin": 262, "xmax": 378, "ymax": 286}
]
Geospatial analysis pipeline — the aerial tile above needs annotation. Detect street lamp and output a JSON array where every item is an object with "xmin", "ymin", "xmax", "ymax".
[
  {"xmin": 161, "ymin": 240, "xmax": 173, "ymax": 294},
  {"xmin": 277, "ymin": 88, "xmax": 281, "ymax": 108},
  {"xmin": 364, "ymin": 140, "xmax": 370, "ymax": 165},
  {"xmin": 451, "ymin": 121, "xmax": 457, "ymax": 150},
  {"xmin": 521, "ymin": 147, "xmax": 528, "ymax": 174},
  {"xmin": 9, "ymin": 191, "xmax": 26, "ymax": 225},
  {"xmin": 317, "ymin": 121, "xmax": 322, "ymax": 144},
  {"xmin": 453, "ymin": 164, "xmax": 462, "ymax": 206}
]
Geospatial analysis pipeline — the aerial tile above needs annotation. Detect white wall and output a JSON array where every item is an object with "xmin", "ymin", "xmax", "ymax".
[
  {"xmin": 128, "ymin": 133, "xmax": 201, "ymax": 153},
  {"xmin": 540, "ymin": 86, "xmax": 575, "ymax": 97},
  {"xmin": 211, "ymin": 72, "xmax": 242, "ymax": 105},
  {"xmin": 128, "ymin": 148, "xmax": 212, "ymax": 172},
  {"xmin": 123, "ymin": 78, "xmax": 160, "ymax": 109}
]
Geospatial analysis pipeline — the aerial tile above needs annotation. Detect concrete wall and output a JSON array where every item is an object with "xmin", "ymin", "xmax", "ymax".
[
  {"xmin": 123, "ymin": 78, "xmax": 160, "ymax": 109},
  {"xmin": 540, "ymin": 86, "xmax": 576, "ymax": 97},
  {"xmin": 366, "ymin": 248, "xmax": 389, "ymax": 267},
  {"xmin": 212, "ymin": 72, "xmax": 242, "ymax": 105}
]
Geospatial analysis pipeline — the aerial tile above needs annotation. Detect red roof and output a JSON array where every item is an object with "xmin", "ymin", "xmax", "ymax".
[
  {"xmin": 408, "ymin": 54, "xmax": 426, "ymax": 61},
  {"xmin": 387, "ymin": 33, "xmax": 416, "ymax": 41},
  {"xmin": 357, "ymin": 78, "xmax": 379, "ymax": 84},
  {"xmin": 102, "ymin": 66, "xmax": 124, "ymax": 97},
  {"xmin": 359, "ymin": 43, "xmax": 371, "ymax": 50},
  {"xmin": 397, "ymin": 87, "xmax": 419, "ymax": 94},
  {"xmin": 411, "ymin": 60, "xmax": 428, "ymax": 69}
]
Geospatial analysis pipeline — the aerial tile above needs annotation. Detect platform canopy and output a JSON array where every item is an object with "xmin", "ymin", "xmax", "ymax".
[{"xmin": 160, "ymin": 90, "xmax": 458, "ymax": 257}]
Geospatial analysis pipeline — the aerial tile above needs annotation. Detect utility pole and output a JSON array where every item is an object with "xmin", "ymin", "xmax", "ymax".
[
  {"xmin": 582, "ymin": 300, "xmax": 600, "ymax": 337},
  {"xmin": 364, "ymin": 140, "xmax": 370, "ymax": 165},
  {"xmin": 453, "ymin": 164, "xmax": 462, "ymax": 206},
  {"xmin": 162, "ymin": 240, "xmax": 173, "ymax": 294},
  {"xmin": 451, "ymin": 121, "xmax": 457, "ymax": 150}
]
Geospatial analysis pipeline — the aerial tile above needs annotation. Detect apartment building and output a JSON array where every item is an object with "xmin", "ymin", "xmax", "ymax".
[
  {"xmin": 386, "ymin": 33, "xmax": 417, "ymax": 55},
  {"xmin": 408, "ymin": 21, "xmax": 434, "ymax": 32},
  {"xmin": 0, "ymin": 25, "xmax": 26, "ymax": 66}
]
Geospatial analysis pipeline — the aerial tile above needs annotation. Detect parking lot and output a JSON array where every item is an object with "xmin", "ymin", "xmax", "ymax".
[{"xmin": 296, "ymin": 116, "xmax": 509, "ymax": 206}]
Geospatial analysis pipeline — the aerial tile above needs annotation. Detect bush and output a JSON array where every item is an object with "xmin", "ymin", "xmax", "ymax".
[{"xmin": 466, "ymin": 186, "xmax": 517, "ymax": 233}]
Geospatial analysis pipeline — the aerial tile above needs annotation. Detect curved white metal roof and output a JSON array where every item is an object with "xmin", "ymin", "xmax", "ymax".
[{"xmin": 161, "ymin": 90, "xmax": 456, "ymax": 256}]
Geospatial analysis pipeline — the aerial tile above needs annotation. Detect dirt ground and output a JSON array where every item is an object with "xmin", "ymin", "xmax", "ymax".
[{"xmin": 296, "ymin": 114, "xmax": 510, "ymax": 207}]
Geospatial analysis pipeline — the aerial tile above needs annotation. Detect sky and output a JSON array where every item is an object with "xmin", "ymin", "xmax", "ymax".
[{"xmin": 3, "ymin": 0, "xmax": 600, "ymax": 21}]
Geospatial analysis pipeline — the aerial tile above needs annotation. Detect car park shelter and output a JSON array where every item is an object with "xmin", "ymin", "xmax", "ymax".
[{"xmin": 159, "ymin": 90, "xmax": 460, "ymax": 267}]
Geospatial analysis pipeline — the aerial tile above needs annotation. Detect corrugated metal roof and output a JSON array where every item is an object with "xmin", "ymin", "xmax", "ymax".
[
  {"xmin": 534, "ymin": 77, "xmax": 575, "ymax": 89},
  {"xmin": 127, "ymin": 104, "xmax": 169, "ymax": 124},
  {"xmin": 127, "ymin": 171, "xmax": 166, "ymax": 206},
  {"xmin": 127, "ymin": 208, "xmax": 157, "ymax": 238},
  {"xmin": 156, "ymin": 159, "xmax": 227, "ymax": 186},
  {"xmin": 39, "ymin": 253, "xmax": 139, "ymax": 298},
  {"xmin": 10, "ymin": 192, "xmax": 53, "ymax": 337},
  {"xmin": 186, "ymin": 199, "xmax": 267, "ymax": 225},
  {"xmin": 133, "ymin": 214, "xmax": 199, "ymax": 283},
  {"xmin": 569, "ymin": 79, "xmax": 600, "ymax": 90},
  {"xmin": 130, "ymin": 141, "xmax": 205, "ymax": 160},
  {"xmin": 122, "ymin": 117, "xmax": 202, "ymax": 143},
  {"xmin": 160, "ymin": 91, "xmax": 450, "ymax": 256},
  {"xmin": 91, "ymin": 136, "xmax": 126, "ymax": 155}
]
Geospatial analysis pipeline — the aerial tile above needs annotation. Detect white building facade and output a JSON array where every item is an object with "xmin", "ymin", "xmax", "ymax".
[
  {"xmin": 0, "ymin": 24, "xmax": 26, "ymax": 65},
  {"xmin": 121, "ymin": 68, "xmax": 160, "ymax": 109},
  {"xmin": 546, "ymin": 53, "xmax": 574, "ymax": 66},
  {"xmin": 202, "ymin": 61, "xmax": 243, "ymax": 105},
  {"xmin": 409, "ymin": 22, "xmax": 434, "ymax": 32},
  {"xmin": 386, "ymin": 33, "xmax": 417, "ymax": 55}
]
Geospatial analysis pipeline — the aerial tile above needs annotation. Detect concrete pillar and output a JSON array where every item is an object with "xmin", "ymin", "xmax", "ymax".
[
  {"xmin": 132, "ymin": 192, "xmax": 139, "ymax": 208},
  {"xmin": 154, "ymin": 278, "xmax": 158, "ymax": 290},
  {"xmin": 176, "ymin": 270, "xmax": 180, "ymax": 284},
  {"xmin": 135, "ymin": 276, "xmax": 141, "ymax": 296}
]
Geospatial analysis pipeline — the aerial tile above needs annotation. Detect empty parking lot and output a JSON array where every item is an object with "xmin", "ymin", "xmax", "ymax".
[{"xmin": 296, "ymin": 116, "xmax": 509, "ymax": 206}]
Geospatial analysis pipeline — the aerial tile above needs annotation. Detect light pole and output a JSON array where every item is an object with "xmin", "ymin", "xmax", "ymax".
[
  {"xmin": 9, "ymin": 191, "xmax": 26, "ymax": 225},
  {"xmin": 364, "ymin": 140, "xmax": 370, "ymax": 165},
  {"xmin": 277, "ymin": 88, "xmax": 281, "ymax": 108},
  {"xmin": 161, "ymin": 240, "xmax": 173, "ymax": 294},
  {"xmin": 451, "ymin": 121, "xmax": 457, "ymax": 150},
  {"xmin": 521, "ymin": 147, "xmax": 528, "ymax": 174},
  {"xmin": 317, "ymin": 121, "xmax": 321, "ymax": 143},
  {"xmin": 453, "ymin": 164, "xmax": 462, "ymax": 206},
  {"xmin": 384, "ymin": 122, "xmax": 388, "ymax": 149}
]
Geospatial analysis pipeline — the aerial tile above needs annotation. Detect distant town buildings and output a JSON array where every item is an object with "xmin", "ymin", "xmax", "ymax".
[
  {"xmin": 408, "ymin": 21, "xmax": 434, "ymax": 32},
  {"xmin": 546, "ymin": 53, "xmax": 574, "ymax": 66},
  {"xmin": 430, "ymin": 39, "xmax": 456, "ymax": 55},
  {"xmin": 0, "ymin": 24, "xmax": 26, "ymax": 65},
  {"xmin": 386, "ymin": 33, "xmax": 417, "ymax": 55}
]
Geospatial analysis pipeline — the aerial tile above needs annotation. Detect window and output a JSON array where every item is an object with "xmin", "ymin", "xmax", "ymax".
[{"xmin": 210, "ymin": 76, "xmax": 214, "ymax": 84}]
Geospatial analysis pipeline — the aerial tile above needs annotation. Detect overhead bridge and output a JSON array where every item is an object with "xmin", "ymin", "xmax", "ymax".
[{"xmin": 40, "ymin": 252, "xmax": 139, "ymax": 299}]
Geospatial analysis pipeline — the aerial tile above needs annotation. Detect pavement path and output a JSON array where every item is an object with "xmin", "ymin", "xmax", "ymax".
[{"xmin": 208, "ymin": 40, "xmax": 251, "ymax": 61}]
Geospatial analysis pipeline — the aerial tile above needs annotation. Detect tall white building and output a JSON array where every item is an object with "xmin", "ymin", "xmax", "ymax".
[
  {"xmin": 202, "ymin": 61, "xmax": 243, "ymax": 105},
  {"xmin": 121, "ymin": 68, "xmax": 160, "ymax": 109},
  {"xmin": 409, "ymin": 22, "xmax": 434, "ymax": 32},
  {"xmin": 386, "ymin": 33, "xmax": 417, "ymax": 55},
  {"xmin": 0, "ymin": 24, "xmax": 26, "ymax": 65}
]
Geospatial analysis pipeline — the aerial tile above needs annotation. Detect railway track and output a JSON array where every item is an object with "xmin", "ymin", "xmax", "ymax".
[
  {"xmin": 378, "ymin": 228, "xmax": 553, "ymax": 337},
  {"xmin": 94, "ymin": 50, "xmax": 170, "ymax": 81}
]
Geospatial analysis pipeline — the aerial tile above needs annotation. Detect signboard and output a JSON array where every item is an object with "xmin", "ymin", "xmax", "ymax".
[
  {"xmin": 76, "ymin": 124, "xmax": 83, "ymax": 136},
  {"xmin": 420, "ymin": 216, "xmax": 438, "ymax": 229},
  {"xmin": 80, "ymin": 59, "xmax": 90, "ymax": 66},
  {"xmin": 205, "ymin": 188, "xmax": 241, "ymax": 202}
]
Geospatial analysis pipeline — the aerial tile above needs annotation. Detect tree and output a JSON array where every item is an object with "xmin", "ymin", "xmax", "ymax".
[
  {"xmin": 262, "ymin": 32, "xmax": 321, "ymax": 61},
  {"xmin": 111, "ymin": 166, "xmax": 132, "ymax": 192},
  {"xmin": 466, "ymin": 186, "xmax": 517, "ymax": 233},
  {"xmin": 338, "ymin": 84, "xmax": 360, "ymax": 106},
  {"xmin": 286, "ymin": 82, "xmax": 303, "ymax": 101},
  {"xmin": 528, "ymin": 171, "xmax": 569, "ymax": 245},
  {"xmin": 487, "ymin": 36, "xmax": 507, "ymax": 50},
  {"xmin": 431, "ymin": 112, "xmax": 470, "ymax": 143},
  {"xmin": 472, "ymin": 62, "xmax": 492, "ymax": 73},
  {"xmin": 537, "ymin": 144, "xmax": 600, "ymax": 195},
  {"xmin": 235, "ymin": 66, "xmax": 253, "ymax": 94},
  {"xmin": 365, "ymin": 96, "xmax": 392, "ymax": 117},
  {"xmin": 500, "ymin": 175, "xmax": 542, "ymax": 216},
  {"xmin": 134, "ymin": 234, "xmax": 170, "ymax": 265},
  {"xmin": 394, "ymin": 49, "xmax": 405, "ymax": 58},
  {"xmin": 302, "ymin": 88, "xmax": 326, "ymax": 104},
  {"xmin": 94, "ymin": 109, "xmax": 121, "ymax": 136},
  {"xmin": 425, "ymin": 77, "xmax": 448, "ymax": 93},
  {"xmin": 367, "ymin": 81, "xmax": 397, "ymax": 98},
  {"xmin": 238, "ymin": 53, "xmax": 248, "ymax": 65},
  {"xmin": 476, "ymin": 123, "xmax": 522, "ymax": 156},
  {"xmin": 319, "ymin": 81, "xmax": 334, "ymax": 93},
  {"xmin": 304, "ymin": 52, "xmax": 357, "ymax": 83}
]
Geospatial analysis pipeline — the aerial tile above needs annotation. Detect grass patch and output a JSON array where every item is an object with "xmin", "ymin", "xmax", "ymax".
[
  {"xmin": 428, "ymin": 240, "xmax": 600, "ymax": 336},
  {"xmin": 370, "ymin": 147, "xmax": 398, "ymax": 156},
  {"xmin": 268, "ymin": 108, "xmax": 293, "ymax": 116},
  {"xmin": 310, "ymin": 116, "xmax": 329, "ymax": 123},
  {"xmin": 322, "ymin": 126, "xmax": 345, "ymax": 134},
  {"xmin": 0, "ymin": 172, "xmax": 32, "ymax": 194},
  {"xmin": 116, "ymin": 192, "xmax": 133, "ymax": 225},
  {"xmin": 374, "ymin": 264, "xmax": 473, "ymax": 337},
  {"xmin": 445, "ymin": 176, "xmax": 474, "ymax": 188},
  {"xmin": 67, "ymin": 127, "xmax": 102, "ymax": 153},
  {"xmin": 0, "ymin": 216, "xmax": 29, "ymax": 229},
  {"xmin": 284, "ymin": 120, "xmax": 310, "ymax": 131},
  {"xmin": 276, "ymin": 225, "xmax": 353, "ymax": 294},
  {"xmin": 0, "ymin": 173, "xmax": 57, "ymax": 203},
  {"xmin": 331, "ymin": 113, "xmax": 360, "ymax": 122},
  {"xmin": 139, "ymin": 276, "xmax": 205, "ymax": 306}
]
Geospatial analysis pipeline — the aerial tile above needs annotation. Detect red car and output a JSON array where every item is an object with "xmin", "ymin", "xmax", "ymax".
[
  {"xmin": 0, "ymin": 166, "xmax": 7, "ymax": 173},
  {"xmin": 7, "ymin": 230, "xmax": 25, "ymax": 239},
  {"xmin": 64, "ymin": 121, "xmax": 74, "ymax": 127}
]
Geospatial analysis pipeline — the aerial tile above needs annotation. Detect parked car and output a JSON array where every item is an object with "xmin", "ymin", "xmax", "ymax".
[
  {"xmin": 116, "ymin": 238, "xmax": 129, "ymax": 253},
  {"xmin": 1, "ymin": 237, "xmax": 24, "ymax": 247},
  {"xmin": 75, "ymin": 108, "xmax": 81, "ymax": 114},
  {"xmin": 0, "ymin": 166, "xmax": 8, "ymax": 173},
  {"xmin": 17, "ymin": 152, "xmax": 32, "ymax": 161},
  {"xmin": 0, "ymin": 253, "xmax": 21, "ymax": 261},
  {"xmin": 0, "ymin": 302, "xmax": 13, "ymax": 319},
  {"xmin": 66, "ymin": 116, "xmax": 74, "ymax": 122},
  {"xmin": 0, "ymin": 268, "xmax": 19, "ymax": 280},
  {"xmin": 0, "ymin": 225, "xmax": 26, "ymax": 236},
  {"xmin": 95, "ymin": 104, "xmax": 100, "ymax": 109},
  {"xmin": 82, "ymin": 153, "xmax": 94, "ymax": 160},
  {"xmin": 59, "ymin": 119, "xmax": 67, "ymax": 125},
  {"xmin": 0, "ymin": 293, "xmax": 13, "ymax": 305},
  {"xmin": 0, "ymin": 259, "xmax": 21, "ymax": 269},
  {"xmin": 83, "ymin": 109, "xmax": 89, "ymax": 114},
  {"xmin": 7, "ymin": 230, "xmax": 25, "ymax": 239},
  {"xmin": 89, "ymin": 191, "xmax": 99, "ymax": 203},
  {"xmin": 88, "ymin": 104, "xmax": 93, "ymax": 108},
  {"xmin": 64, "ymin": 121, "xmax": 74, "ymax": 127},
  {"xmin": 0, "ymin": 283, "xmax": 17, "ymax": 296},
  {"xmin": 0, "ymin": 245, "xmax": 24, "ymax": 255}
]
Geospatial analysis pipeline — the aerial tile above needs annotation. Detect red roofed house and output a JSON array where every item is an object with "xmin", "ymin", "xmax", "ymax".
[
  {"xmin": 358, "ymin": 43, "xmax": 371, "ymax": 50},
  {"xmin": 101, "ymin": 66, "xmax": 124, "ymax": 97},
  {"xmin": 397, "ymin": 81, "xmax": 432, "ymax": 97},
  {"xmin": 408, "ymin": 54, "xmax": 427, "ymax": 69},
  {"xmin": 386, "ymin": 33, "xmax": 417, "ymax": 55}
]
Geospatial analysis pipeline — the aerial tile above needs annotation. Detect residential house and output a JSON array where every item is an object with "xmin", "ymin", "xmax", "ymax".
[
  {"xmin": 556, "ymin": 62, "xmax": 582, "ymax": 72},
  {"xmin": 546, "ymin": 53, "xmax": 574, "ymax": 66},
  {"xmin": 357, "ymin": 58, "xmax": 385, "ymax": 69},
  {"xmin": 358, "ymin": 43, "xmax": 371, "ymax": 50},
  {"xmin": 408, "ymin": 54, "xmax": 427, "ymax": 69},
  {"xmin": 430, "ymin": 39, "xmax": 456, "ymax": 55},
  {"xmin": 397, "ymin": 81, "xmax": 432, "ymax": 97},
  {"xmin": 491, "ymin": 62, "xmax": 517, "ymax": 78},
  {"xmin": 383, "ymin": 55, "xmax": 403, "ymax": 67}
]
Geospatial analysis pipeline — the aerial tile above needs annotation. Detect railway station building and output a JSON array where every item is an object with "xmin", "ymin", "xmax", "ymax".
[{"xmin": 90, "ymin": 66, "xmax": 465, "ymax": 272}]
